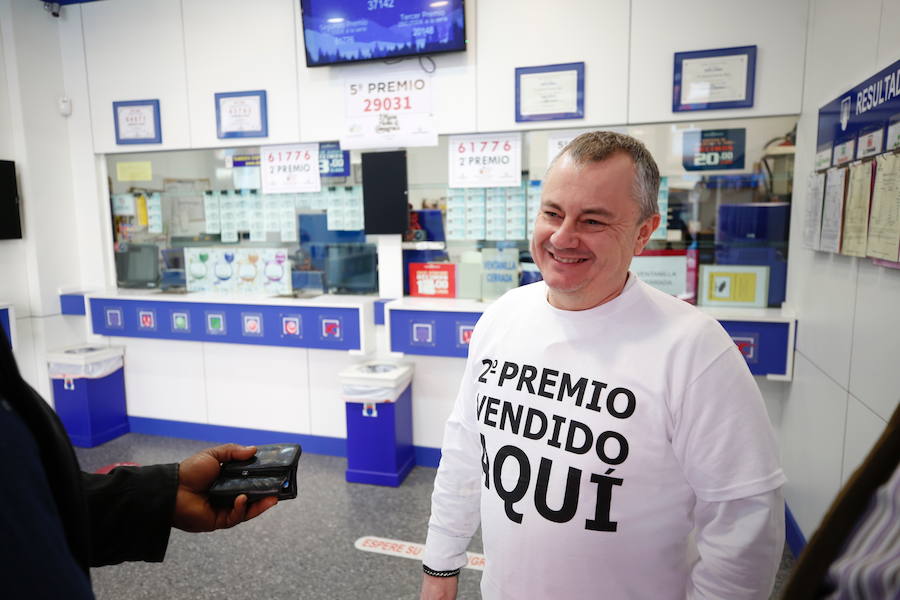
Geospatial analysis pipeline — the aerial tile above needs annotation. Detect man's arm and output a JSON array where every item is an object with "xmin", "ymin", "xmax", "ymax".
[
  {"xmin": 672, "ymin": 339, "xmax": 787, "ymax": 599},
  {"xmin": 83, "ymin": 444, "xmax": 277, "ymax": 566},
  {"xmin": 420, "ymin": 332, "xmax": 488, "ymax": 599},
  {"xmin": 688, "ymin": 488, "xmax": 785, "ymax": 599},
  {"xmin": 421, "ymin": 572, "xmax": 459, "ymax": 600}
]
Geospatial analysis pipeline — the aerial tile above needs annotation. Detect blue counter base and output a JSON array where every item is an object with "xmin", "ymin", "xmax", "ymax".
[
  {"xmin": 127, "ymin": 416, "xmax": 444, "ymax": 468},
  {"xmin": 785, "ymin": 503, "xmax": 807, "ymax": 557},
  {"xmin": 346, "ymin": 454, "xmax": 415, "ymax": 487},
  {"xmin": 68, "ymin": 421, "xmax": 130, "ymax": 448}
]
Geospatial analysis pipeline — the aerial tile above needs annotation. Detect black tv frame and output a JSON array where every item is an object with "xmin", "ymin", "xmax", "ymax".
[
  {"xmin": 298, "ymin": 0, "xmax": 467, "ymax": 68},
  {"xmin": 0, "ymin": 160, "xmax": 22, "ymax": 240}
]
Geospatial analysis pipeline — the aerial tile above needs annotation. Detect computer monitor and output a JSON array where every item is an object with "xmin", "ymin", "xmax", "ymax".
[
  {"xmin": 324, "ymin": 243, "xmax": 377, "ymax": 294},
  {"xmin": 115, "ymin": 243, "xmax": 160, "ymax": 288}
]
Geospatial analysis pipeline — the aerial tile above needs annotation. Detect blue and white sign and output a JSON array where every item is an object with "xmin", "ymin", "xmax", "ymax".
[
  {"xmin": 319, "ymin": 142, "xmax": 351, "ymax": 177},
  {"xmin": 817, "ymin": 57, "xmax": 900, "ymax": 167},
  {"xmin": 683, "ymin": 129, "xmax": 746, "ymax": 171}
]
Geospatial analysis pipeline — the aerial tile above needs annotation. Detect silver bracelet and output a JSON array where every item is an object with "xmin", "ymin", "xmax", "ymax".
[{"xmin": 423, "ymin": 564, "xmax": 461, "ymax": 578}]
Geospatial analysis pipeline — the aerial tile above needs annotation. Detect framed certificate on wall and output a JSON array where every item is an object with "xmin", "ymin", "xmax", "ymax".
[
  {"xmin": 113, "ymin": 99, "xmax": 161, "ymax": 145},
  {"xmin": 515, "ymin": 62, "xmax": 585, "ymax": 122},
  {"xmin": 673, "ymin": 46, "xmax": 756, "ymax": 112},
  {"xmin": 215, "ymin": 90, "xmax": 268, "ymax": 139}
]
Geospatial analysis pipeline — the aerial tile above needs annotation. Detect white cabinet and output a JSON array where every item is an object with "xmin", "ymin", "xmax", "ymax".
[
  {"xmin": 476, "ymin": 0, "xmax": 630, "ymax": 132},
  {"xmin": 83, "ymin": 0, "xmax": 191, "ymax": 153},
  {"xmin": 629, "ymin": 0, "xmax": 807, "ymax": 124},
  {"xmin": 183, "ymin": 0, "xmax": 301, "ymax": 147}
]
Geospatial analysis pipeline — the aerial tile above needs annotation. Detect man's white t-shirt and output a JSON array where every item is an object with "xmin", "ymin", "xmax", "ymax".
[{"xmin": 424, "ymin": 275, "xmax": 786, "ymax": 599}]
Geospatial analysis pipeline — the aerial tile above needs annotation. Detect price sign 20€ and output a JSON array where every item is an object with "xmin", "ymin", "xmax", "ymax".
[
  {"xmin": 448, "ymin": 132, "xmax": 522, "ymax": 188},
  {"xmin": 260, "ymin": 143, "xmax": 321, "ymax": 194}
]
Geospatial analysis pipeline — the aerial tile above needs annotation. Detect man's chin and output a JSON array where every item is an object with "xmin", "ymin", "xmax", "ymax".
[{"xmin": 543, "ymin": 277, "xmax": 585, "ymax": 295}]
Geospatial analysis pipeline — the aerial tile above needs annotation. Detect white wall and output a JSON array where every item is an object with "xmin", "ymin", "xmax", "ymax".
[
  {"xmin": 476, "ymin": 0, "xmax": 630, "ymax": 131},
  {"xmin": 783, "ymin": 0, "xmax": 899, "ymax": 537},
  {"xmin": 182, "ymin": 0, "xmax": 301, "ymax": 148},
  {"xmin": 0, "ymin": 9, "xmax": 33, "ymax": 319},
  {"xmin": 0, "ymin": 0, "xmax": 96, "ymax": 400},
  {"xmin": 629, "ymin": 0, "xmax": 807, "ymax": 123}
]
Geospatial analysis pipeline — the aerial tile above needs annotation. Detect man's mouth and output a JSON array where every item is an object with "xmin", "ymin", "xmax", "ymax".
[{"xmin": 548, "ymin": 251, "xmax": 587, "ymax": 264}]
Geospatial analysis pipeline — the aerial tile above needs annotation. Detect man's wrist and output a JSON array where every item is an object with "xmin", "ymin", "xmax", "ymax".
[{"xmin": 423, "ymin": 564, "xmax": 460, "ymax": 578}]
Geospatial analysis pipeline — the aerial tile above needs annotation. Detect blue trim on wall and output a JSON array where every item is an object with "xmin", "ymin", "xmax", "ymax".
[
  {"xmin": 60, "ymin": 293, "xmax": 87, "ymax": 316},
  {"xmin": 785, "ymin": 503, "xmax": 806, "ymax": 557},
  {"xmin": 128, "ymin": 416, "xmax": 444, "ymax": 467},
  {"xmin": 128, "ymin": 417, "xmax": 347, "ymax": 457},
  {"xmin": 415, "ymin": 446, "xmax": 442, "ymax": 468}
]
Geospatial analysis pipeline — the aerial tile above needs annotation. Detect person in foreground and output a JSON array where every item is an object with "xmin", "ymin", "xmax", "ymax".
[
  {"xmin": 0, "ymin": 334, "xmax": 277, "ymax": 599},
  {"xmin": 420, "ymin": 131, "xmax": 786, "ymax": 599}
]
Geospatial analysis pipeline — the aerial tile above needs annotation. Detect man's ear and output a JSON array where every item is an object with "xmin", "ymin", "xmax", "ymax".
[{"xmin": 633, "ymin": 213, "xmax": 661, "ymax": 255}]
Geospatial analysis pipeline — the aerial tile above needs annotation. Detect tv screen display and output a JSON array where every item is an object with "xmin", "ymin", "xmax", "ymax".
[
  {"xmin": 0, "ymin": 160, "xmax": 22, "ymax": 240},
  {"xmin": 300, "ymin": 0, "xmax": 466, "ymax": 67}
]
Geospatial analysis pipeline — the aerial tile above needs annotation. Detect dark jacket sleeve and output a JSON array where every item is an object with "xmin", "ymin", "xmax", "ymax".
[
  {"xmin": 81, "ymin": 464, "xmax": 180, "ymax": 566},
  {"xmin": 0, "ymin": 397, "xmax": 95, "ymax": 599}
]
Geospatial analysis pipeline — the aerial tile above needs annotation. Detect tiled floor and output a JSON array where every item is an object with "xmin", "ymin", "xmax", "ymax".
[{"xmin": 75, "ymin": 433, "xmax": 795, "ymax": 599}]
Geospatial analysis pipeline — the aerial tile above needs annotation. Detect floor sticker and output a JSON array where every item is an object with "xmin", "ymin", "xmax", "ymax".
[{"xmin": 354, "ymin": 536, "xmax": 485, "ymax": 571}]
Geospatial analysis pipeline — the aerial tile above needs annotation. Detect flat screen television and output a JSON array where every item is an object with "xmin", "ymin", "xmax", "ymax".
[
  {"xmin": 299, "ymin": 0, "xmax": 466, "ymax": 67},
  {"xmin": 0, "ymin": 160, "xmax": 22, "ymax": 240}
]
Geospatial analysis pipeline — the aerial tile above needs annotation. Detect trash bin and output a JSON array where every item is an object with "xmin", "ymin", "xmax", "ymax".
[
  {"xmin": 339, "ymin": 360, "xmax": 414, "ymax": 487},
  {"xmin": 47, "ymin": 344, "xmax": 129, "ymax": 448}
]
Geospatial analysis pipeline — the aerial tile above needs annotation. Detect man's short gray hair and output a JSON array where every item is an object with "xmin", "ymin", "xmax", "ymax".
[{"xmin": 548, "ymin": 131, "xmax": 660, "ymax": 222}]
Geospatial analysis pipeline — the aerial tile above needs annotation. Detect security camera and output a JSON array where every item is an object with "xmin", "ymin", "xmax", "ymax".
[{"xmin": 43, "ymin": 2, "xmax": 61, "ymax": 18}]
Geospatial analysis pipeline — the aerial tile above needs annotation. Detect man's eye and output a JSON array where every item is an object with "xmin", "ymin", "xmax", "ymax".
[
  {"xmin": 584, "ymin": 219, "xmax": 604, "ymax": 226},
  {"xmin": 544, "ymin": 211, "xmax": 561, "ymax": 218}
]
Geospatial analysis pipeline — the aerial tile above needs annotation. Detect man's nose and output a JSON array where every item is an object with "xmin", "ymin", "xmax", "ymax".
[{"xmin": 549, "ymin": 218, "xmax": 578, "ymax": 248}]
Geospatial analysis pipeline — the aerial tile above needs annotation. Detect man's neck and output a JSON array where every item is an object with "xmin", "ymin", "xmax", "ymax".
[{"xmin": 547, "ymin": 273, "xmax": 630, "ymax": 311}]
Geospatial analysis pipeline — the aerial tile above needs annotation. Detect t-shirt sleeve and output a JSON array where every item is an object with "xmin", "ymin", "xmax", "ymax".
[
  {"xmin": 671, "ymin": 344, "xmax": 786, "ymax": 502},
  {"xmin": 422, "ymin": 321, "xmax": 487, "ymax": 571}
]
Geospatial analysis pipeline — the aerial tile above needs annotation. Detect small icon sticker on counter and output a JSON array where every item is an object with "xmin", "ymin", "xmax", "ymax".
[
  {"xmin": 105, "ymin": 308, "xmax": 124, "ymax": 329},
  {"xmin": 206, "ymin": 312, "xmax": 226, "ymax": 335},
  {"xmin": 242, "ymin": 313, "xmax": 263, "ymax": 337},
  {"xmin": 282, "ymin": 316, "xmax": 301, "ymax": 337},
  {"xmin": 731, "ymin": 334, "xmax": 759, "ymax": 363},
  {"xmin": 412, "ymin": 323, "xmax": 434, "ymax": 344},
  {"xmin": 172, "ymin": 311, "xmax": 190, "ymax": 333},
  {"xmin": 138, "ymin": 309, "xmax": 156, "ymax": 331},
  {"xmin": 321, "ymin": 318, "xmax": 342, "ymax": 340}
]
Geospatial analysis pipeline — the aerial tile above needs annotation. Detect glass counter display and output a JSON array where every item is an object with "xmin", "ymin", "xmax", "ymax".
[{"xmin": 106, "ymin": 147, "xmax": 376, "ymax": 298}]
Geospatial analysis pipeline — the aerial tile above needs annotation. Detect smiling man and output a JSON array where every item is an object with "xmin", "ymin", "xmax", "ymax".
[{"xmin": 421, "ymin": 131, "xmax": 786, "ymax": 600}]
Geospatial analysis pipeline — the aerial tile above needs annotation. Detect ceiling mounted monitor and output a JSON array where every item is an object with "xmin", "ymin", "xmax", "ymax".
[{"xmin": 299, "ymin": 0, "xmax": 466, "ymax": 67}]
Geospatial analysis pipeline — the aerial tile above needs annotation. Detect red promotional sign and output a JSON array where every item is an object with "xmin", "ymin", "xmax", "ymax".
[{"xmin": 409, "ymin": 262, "xmax": 456, "ymax": 298}]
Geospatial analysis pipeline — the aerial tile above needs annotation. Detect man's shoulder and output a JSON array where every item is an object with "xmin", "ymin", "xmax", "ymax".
[{"xmin": 632, "ymin": 278, "xmax": 731, "ymax": 343}]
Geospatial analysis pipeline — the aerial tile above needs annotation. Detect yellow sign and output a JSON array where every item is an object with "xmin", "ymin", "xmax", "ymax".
[
  {"xmin": 116, "ymin": 161, "xmax": 152, "ymax": 182},
  {"xmin": 706, "ymin": 271, "xmax": 757, "ymax": 303},
  {"xmin": 135, "ymin": 194, "xmax": 148, "ymax": 227}
]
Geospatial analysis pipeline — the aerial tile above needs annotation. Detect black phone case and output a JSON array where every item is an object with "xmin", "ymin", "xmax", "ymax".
[{"xmin": 208, "ymin": 443, "xmax": 302, "ymax": 505}]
